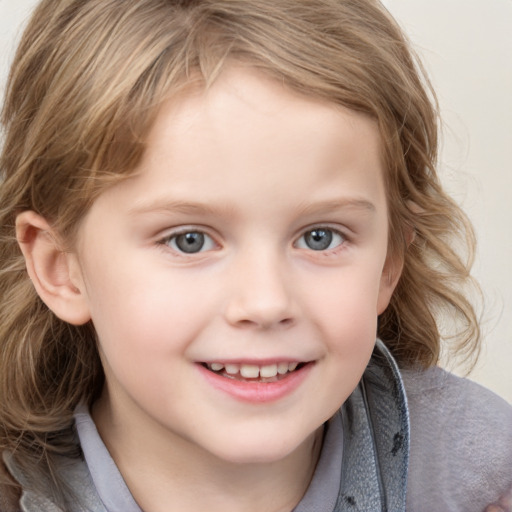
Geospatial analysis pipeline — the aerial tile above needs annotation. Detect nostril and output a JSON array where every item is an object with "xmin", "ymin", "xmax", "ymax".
[
  {"xmin": 237, "ymin": 319, "xmax": 256, "ymax": 328},
  {"xmin": 232, "ymin": 317, "xmax": 294, "ymax": 329},
  {"xmin": 224, "ymin": 298, "xmax": 297, "ymax": 329}
]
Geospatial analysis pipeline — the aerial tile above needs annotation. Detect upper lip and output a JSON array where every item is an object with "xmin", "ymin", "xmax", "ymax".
[{"xmin": 200, "ymin": 358, "xmax": 305, "ymax": 365}]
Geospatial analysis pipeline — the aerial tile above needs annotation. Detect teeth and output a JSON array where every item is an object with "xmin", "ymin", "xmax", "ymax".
[
  {"xmin": 260, "ymin": 364, "xmax": 278, "ymax": 378},
  {"xmin": 207, "ymin": 361, "xmax": 301, "ymax": 377},
  {"xmin": 240, "ymin": 364, "xmax": 260, "ymax": 378},
  {"xmin": 277, "ymin": 362, "xmax": 289, "ymax": 375},
  {"xmin": 225, "ymin": 364, "xmax": 240, "ymax": 375}
]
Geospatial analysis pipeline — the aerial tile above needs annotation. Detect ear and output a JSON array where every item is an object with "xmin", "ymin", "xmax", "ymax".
[
  {"xmin": 376, "ymin": 252, "xmax": 403, "ymax": 315},
  {"xmin": 16, "ymin": 211, "xmax": 91, "ymax": 325},
  {"xmin": 376, "ymin": 223, "xmax": 415, "ymax": 315}
]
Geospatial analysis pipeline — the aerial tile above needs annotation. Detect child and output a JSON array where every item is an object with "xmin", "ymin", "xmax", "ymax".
[{"xmin": 0, "ymin": 0, "xmax": 511, "ymax": 511}]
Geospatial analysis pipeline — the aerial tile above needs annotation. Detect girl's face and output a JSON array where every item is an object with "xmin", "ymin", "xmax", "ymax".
[{"xmin": 71, "ymin": 67, "xmax": 398, "ymax": 464}]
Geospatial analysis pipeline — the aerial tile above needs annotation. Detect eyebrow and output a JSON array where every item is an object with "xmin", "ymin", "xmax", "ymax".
[
  {"xmin": 129, "ymin": 197, "xmax": 376, "ymax": 218},
  {"xmin": 296, "ymin": 198, "xmax": 376, "ymax": 216},
  {"xmin": 128, "ymin": 200, "xmax": 236, "ymax": 218}
]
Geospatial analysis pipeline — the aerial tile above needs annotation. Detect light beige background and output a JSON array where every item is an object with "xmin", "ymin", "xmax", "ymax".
[
  {"xmin": 1, "ymin": 0, "xmax": 511, "ymax": 402},
  {"xmin": 382, "ymin": 0, "xmax": 512, "ymax": 403}
]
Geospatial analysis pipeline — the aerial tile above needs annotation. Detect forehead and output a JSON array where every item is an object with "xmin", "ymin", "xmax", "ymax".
[{"xmin": 88, "ymin": 66, "xmax": 387, "ymax": 227}]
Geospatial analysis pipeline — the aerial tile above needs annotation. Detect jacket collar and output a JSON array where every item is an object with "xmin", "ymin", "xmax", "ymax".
[{"xmin": 335, "ymin": 339, "xmax": 410, "ymax": 511}]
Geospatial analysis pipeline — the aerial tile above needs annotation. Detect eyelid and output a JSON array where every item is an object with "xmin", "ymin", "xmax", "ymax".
[
  {"xmin": 157, "ymin": 226, "xmax": 219, "ymax": 255},
  {"xmin": 294, "ymin": 225, "xmax": 347, "ymax": 251}
]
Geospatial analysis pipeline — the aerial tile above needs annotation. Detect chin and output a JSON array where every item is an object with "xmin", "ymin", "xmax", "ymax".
[{"xmin": 205, "ymin": 427, "xmax": 320, "ymax": 466}]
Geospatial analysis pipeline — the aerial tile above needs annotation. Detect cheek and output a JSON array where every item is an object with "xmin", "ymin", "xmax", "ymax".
[
  {"xmin": 83, "ymin": 263, "xmax": 219, "ymax": 360},
  {"xmin": 305, "ymin": 266, "xmax": 383, "ymax": 336}
]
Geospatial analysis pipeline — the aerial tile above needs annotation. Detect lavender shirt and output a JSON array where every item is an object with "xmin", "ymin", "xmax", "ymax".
[{"xmin": 74, "ymin": 405, "xmax": 343, "ymax": 512}]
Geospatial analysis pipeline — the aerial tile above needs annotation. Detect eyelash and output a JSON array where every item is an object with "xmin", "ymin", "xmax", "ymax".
[
  {"xmin": 157, "ymin": 226, "xmax": 348, "ymax": 256},
  {"xmin": 158, "ymin": 229, "xmax": 217, "ymax": 255},
  {"xmin": 294, "ymin": 227, "xmax": 346, "ymax": 252}
]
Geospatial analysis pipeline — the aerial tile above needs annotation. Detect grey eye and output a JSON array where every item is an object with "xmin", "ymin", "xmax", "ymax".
[
  {"xmin": 168, "ymin": 231, "xmax": 215, "ymax": 253},
  {"xmin": 296, "ymin": 228, "xmax": 344, "ymax": 251}
]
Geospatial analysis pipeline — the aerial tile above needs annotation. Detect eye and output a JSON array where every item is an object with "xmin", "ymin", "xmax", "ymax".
[
  {"xmin": 164, "ymin": 231, "xmax": 216, "ymax": 254},
  {"xmin": 296, "ymin": 228, "xmax": 345, "ymax": 251}
]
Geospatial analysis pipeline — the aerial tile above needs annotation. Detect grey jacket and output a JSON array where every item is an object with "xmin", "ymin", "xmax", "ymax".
[{"xmin": 5, "ymin": 340, "xmax": 512, "ymax": 511}]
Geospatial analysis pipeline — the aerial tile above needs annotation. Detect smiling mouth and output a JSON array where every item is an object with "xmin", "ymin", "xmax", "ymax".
[{"xmin": 201, "ymin": 361, "xmax": 308, "ymax": 383}]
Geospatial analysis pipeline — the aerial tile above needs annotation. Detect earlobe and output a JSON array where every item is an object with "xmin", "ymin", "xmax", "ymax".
[{"xmin": 16, "ymin": 211, "xmax": 91, "ymax": 325}]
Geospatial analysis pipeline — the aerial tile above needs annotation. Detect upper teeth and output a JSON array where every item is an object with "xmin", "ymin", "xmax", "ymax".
[{"xmin": 207, "ymin": 362, "xmax": 299, "ymax": 378}]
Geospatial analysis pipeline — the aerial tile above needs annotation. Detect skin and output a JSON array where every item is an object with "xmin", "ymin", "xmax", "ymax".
[
  {"xmin": 485, "ymin": 487, "xmax": 512, "ymax": 512},
  {"xmin": 17, "ymin": 67, "xmax": 401, "ymax": 512}
]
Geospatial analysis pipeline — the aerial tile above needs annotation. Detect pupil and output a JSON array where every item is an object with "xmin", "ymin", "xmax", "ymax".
[
  {"xmin": 305, "ymin": 229, "xmax": 332, "ymax": 251},
  {"xmin": 176, "ymin": 232, "xmax": 205, "ymax": 253}
]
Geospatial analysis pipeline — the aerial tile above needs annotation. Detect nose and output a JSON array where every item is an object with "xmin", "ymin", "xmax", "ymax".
[{"xmin": 224, "ymin": 249, "xmax": 297, "ymax": 329}]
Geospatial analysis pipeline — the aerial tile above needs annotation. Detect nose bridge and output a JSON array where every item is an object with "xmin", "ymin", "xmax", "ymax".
[{"xmin": 224, "ymin": 242, "xmax": 296, "ymax": 328}]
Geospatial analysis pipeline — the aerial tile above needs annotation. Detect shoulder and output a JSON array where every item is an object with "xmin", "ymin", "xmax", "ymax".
[
  {"xmin": 2, "ymin": 451, "xmax": 106, "ymax": 512},
  {"xmin": 401, "ymin": 366, "xmax": 512, "ymax": 512}
]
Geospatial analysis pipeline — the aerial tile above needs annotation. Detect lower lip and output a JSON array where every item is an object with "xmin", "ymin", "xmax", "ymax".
[{"xmin": 197, "ymin": 363, "xmax": 313, "ymax": 403}]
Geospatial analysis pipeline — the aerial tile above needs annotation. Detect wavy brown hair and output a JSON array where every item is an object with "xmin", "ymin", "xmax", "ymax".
[{"xmin": 0, "ymin": 0, "xmax": 479, "ymax": 505}]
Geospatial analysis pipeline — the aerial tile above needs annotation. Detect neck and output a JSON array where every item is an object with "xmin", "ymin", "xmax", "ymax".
[{"xmin": 92, "ymin": 393, "xmax": 324, "ymax": 512}]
